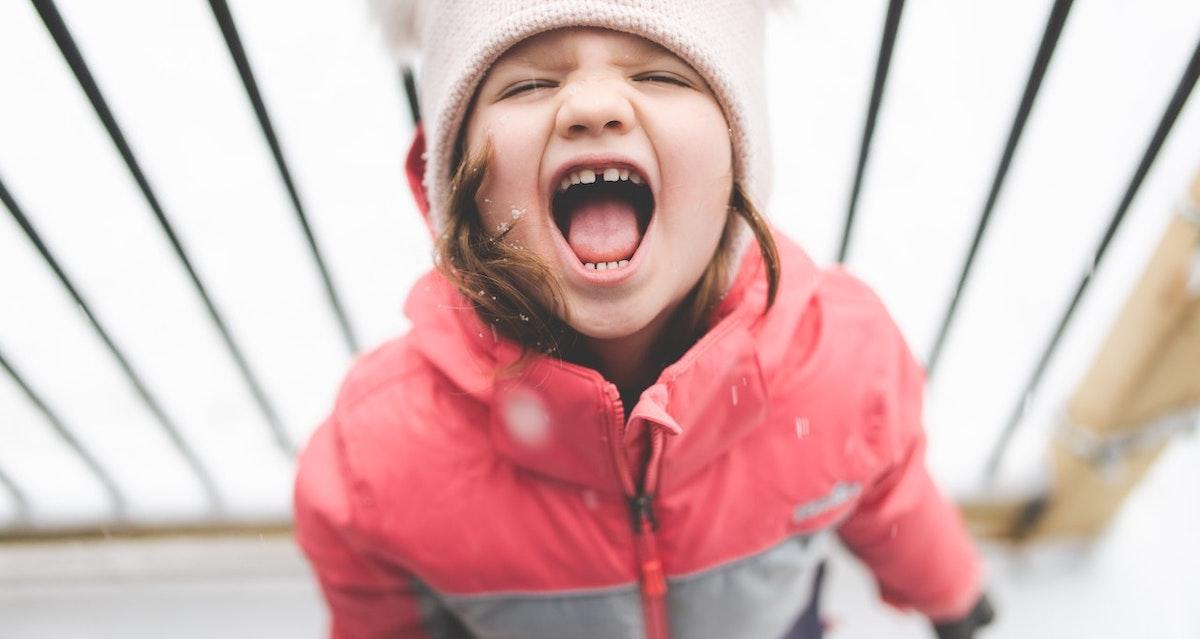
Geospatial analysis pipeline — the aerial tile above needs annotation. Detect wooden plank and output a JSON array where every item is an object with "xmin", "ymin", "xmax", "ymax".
[{"xmin": 963, "ymin": 170, "xmax": 1200, "ymax": 540}]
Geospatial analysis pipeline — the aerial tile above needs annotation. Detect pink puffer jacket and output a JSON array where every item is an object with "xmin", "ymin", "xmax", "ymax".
[{"xmin": 293, "ymin": 215, "xmax": 984, "ymax": 637}]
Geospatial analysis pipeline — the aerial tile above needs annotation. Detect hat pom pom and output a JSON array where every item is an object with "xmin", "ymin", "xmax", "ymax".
[{"xmin": 370, "ymin": 0, "xmax": 423, "ymax": 61}]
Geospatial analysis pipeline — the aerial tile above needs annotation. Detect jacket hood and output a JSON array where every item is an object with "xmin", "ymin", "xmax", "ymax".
[{"xmin": 405, "ymin": 124, "xmax": 436, "ymax": 238}]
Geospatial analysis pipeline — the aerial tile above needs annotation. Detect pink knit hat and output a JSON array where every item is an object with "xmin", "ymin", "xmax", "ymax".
[{"xmin": 374, "ymin": 0, "xmax": 778, "ymax": 239}]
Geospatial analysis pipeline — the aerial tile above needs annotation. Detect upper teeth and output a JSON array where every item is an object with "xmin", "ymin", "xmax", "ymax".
[{"xmin": 558, "ymin": 166, "xmax": 644, "ymax": 192}]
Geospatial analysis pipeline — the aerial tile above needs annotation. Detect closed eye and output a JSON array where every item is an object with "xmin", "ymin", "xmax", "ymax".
[
  {"xmin": 501, "ymin": 73, "xmax": 691, "ymax": 99},
  {"xmin": 636, "ymin": 74, "xmax": 690, "ymax": 87},
  {"xmin": 502, "ymin": 80, "xmax": 556, "ymax": 98}
]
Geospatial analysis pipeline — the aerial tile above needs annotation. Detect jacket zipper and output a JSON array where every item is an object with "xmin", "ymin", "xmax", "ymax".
[
  {"xmin": 630, "ymin": 488, "xmax": 669, "ymax": 639},
  {"xmin": 608, "ymin": 387, "xmax": 671, "ymax": 639}
]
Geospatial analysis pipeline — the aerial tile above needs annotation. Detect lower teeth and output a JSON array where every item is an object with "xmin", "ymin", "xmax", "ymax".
[{"xmin": 584, "ymin": 260, "xmax": 630, "ymax": 271}]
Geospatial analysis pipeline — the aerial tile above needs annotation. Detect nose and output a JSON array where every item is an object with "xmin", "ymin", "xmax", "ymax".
[{"xmin": 555, "ymin": 79, "xmax": 635, "ymax": 139}]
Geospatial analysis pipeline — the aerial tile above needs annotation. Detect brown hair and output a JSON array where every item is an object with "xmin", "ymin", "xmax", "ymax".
[{"xmin": 435, "ymin": 138, "xmax": 779, "ymax": 369}]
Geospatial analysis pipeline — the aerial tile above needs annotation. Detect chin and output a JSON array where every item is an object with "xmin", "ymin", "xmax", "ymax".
[{"xmin": 564, "ymin": 301, "xmax": 658, "ymax": 341}]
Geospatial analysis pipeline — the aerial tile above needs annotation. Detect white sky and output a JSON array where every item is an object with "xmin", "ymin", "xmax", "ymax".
[{"xmin": 0, "ymin": 0, "xmax": 1197, "ymax": 537}]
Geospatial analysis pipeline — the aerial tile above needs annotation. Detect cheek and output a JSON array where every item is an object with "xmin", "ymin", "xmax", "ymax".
[
  {"xmin": 655, "ymin": 99, "xmax": 732, "ymax": 182},
  {"xmin": 469, "ymin": 111, "xmax": 550, "ymax": 232},
  {"xmin": 653, "ymin": 101, "xmax": 732, "ymax": 253}
]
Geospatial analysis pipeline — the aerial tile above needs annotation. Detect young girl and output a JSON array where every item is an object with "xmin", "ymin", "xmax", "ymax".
[{"xmin": 294, "ymin": 1, "xmax": 994, "ymax": 637}]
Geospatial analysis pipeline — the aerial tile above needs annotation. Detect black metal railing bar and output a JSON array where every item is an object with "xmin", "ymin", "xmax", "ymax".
[
  {"xmin": 402, "ymin": 66, "xmax": 421, "ymax": 126},
  {"xmin": 207, "ymin": 0, "xmax": 360, "ymax": 356},
  {"xmin": 0, "ymin": 364, "xmax": 34, "ymax": 521},
  {"xmin": 29, "ymin": 0, "xmax": 295, "ymax": 459},
  {"xmin": 836, "ymin": 0, "xmax": 905, "ymax": 264},
  {"xmin": 0, "ymin": 174, "xmax": 213, "ymax": 515},
  {"xmin": 983, "ymin": 33, "xmax": 1200, "ymax": 484},
  {"xmin": 925, "ymin": 0, "xmax": 1076, "ymax": 377}
]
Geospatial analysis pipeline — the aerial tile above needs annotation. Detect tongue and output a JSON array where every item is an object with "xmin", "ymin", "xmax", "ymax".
[{"xmin": 566, "ymin": 194, "xmax": 641, "ymax": 264}]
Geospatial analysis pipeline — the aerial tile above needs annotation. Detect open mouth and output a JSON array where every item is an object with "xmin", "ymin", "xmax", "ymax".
[{"xmin": 551, "ymin": 168, "xmax": 655, "ymax": 271}]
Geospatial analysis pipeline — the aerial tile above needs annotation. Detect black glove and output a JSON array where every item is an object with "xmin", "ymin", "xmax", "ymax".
[{"xmin": 931, "ymin": 593, "xmax": 995, "ymax": 639}]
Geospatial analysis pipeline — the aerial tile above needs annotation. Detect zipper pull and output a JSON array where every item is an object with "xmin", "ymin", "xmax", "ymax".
[
  {"xmin": 630, "ymin": 492, "xmax": 666, "ymax": 598},
  {"xmin": 629, "ymin": 492, "xmax": 658, "ymax": 531}
]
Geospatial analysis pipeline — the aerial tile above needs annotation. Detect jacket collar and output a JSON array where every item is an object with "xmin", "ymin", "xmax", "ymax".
[{"xmin": 405, "ymin": 237, "xmax": 821, "ymax": 495}]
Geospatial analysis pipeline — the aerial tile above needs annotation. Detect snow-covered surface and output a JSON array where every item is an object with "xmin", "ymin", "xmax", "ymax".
[
  {"xmin": 1, "ymin": 0, "xmax": 1198, "ymax": 635},
  {"xmin": 1, "ymin": 429, "xmax": 1196, "ymax": 637}
]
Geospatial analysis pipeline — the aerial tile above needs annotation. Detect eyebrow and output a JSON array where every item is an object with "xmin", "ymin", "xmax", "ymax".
[
  {"xmin": 500, "ymin": 42, "xmax": 674, "ymax": 72},
  {"xmin": 504, "ymin": 48, "xmax": 572, "ymax": 71}
]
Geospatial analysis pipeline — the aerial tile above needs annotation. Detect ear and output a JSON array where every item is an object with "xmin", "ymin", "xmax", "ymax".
[{"xmin": 404, "ymin": 124, "xmax": 435, "ymax": 237}]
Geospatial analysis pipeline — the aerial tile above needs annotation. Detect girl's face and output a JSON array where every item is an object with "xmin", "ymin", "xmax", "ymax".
[{"xmin": 463, "ymin": 27, "xmax": 733, "ymax": 342}]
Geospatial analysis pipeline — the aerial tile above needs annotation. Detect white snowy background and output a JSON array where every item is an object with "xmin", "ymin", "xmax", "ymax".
[{"xmin": 1, "ymin": 0, "xmax": 1198, "ymax": 637}]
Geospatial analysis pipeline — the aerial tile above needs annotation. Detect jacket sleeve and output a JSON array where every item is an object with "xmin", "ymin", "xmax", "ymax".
[
  {"xmin": 835, "ymin": 314, "xmax": 986, "ymax": 624},
  {"xmin": 294, "ymin": 416, "xmax": 436, "ymax": 639}
]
